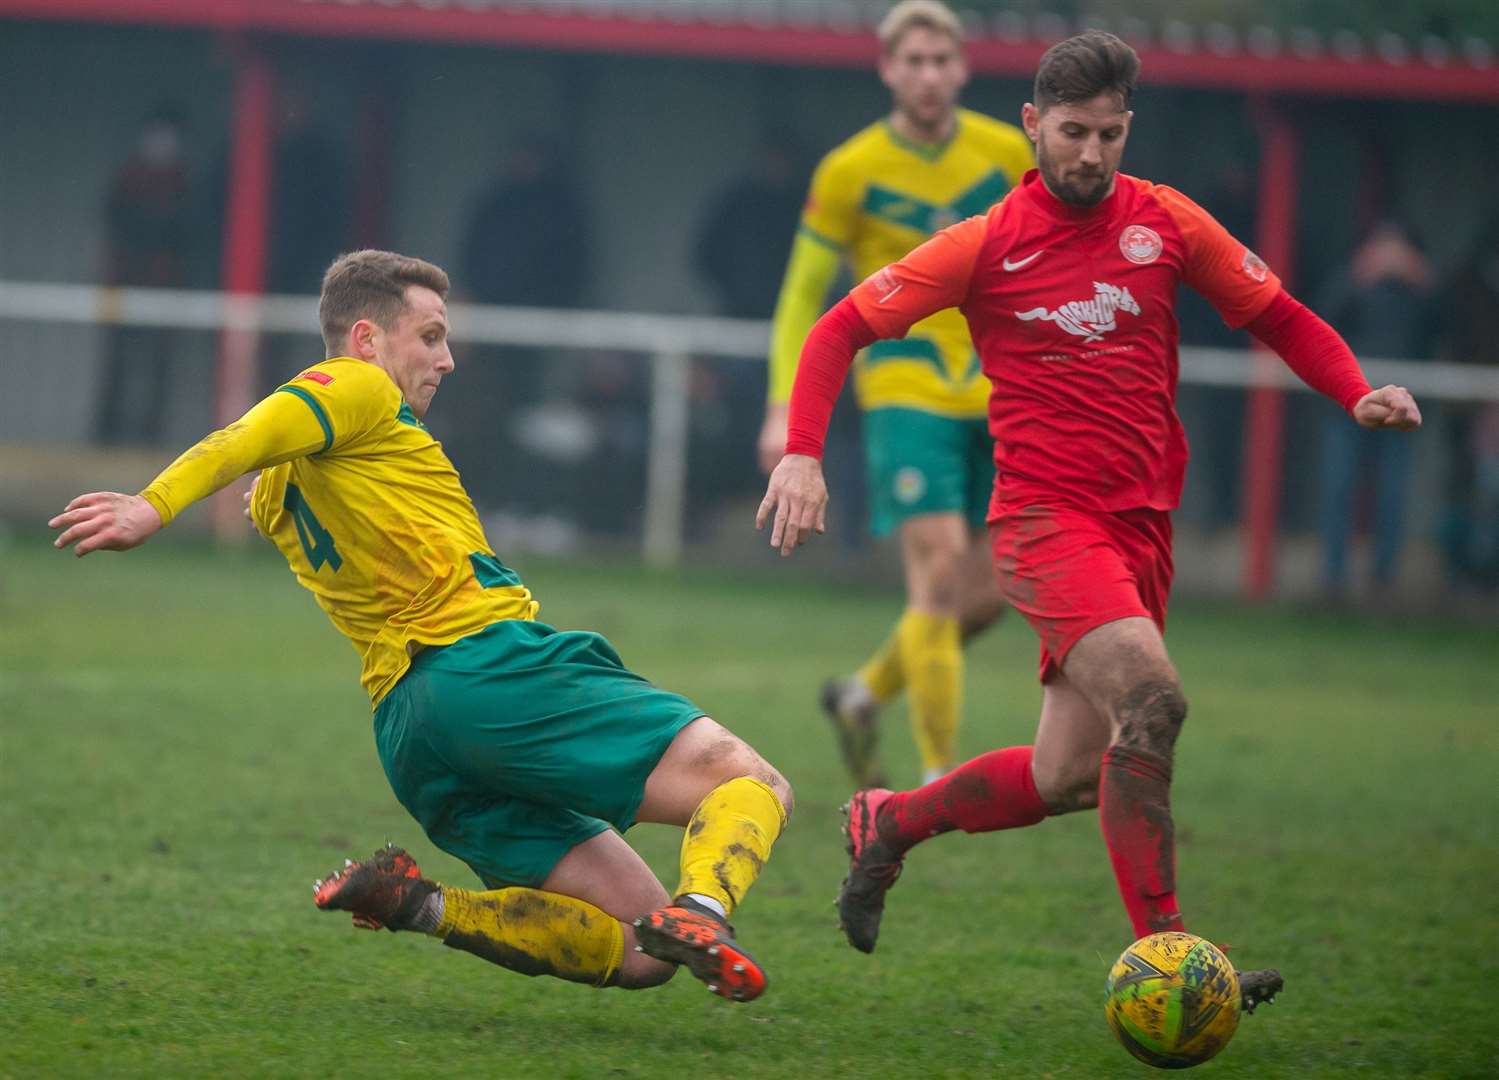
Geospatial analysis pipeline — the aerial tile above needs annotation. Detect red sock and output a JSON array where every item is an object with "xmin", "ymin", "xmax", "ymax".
[
  {"xmin": 877, "ymin": 746, "xmax": 1049, "ymax": 853},
  {"xmin": 1099, "ymin": 744, "xmax": 1186, "ymax": 939}
]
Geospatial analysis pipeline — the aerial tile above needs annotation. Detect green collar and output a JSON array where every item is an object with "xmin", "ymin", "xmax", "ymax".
[{"xmin": 883, "ymin": 113, "xmax": 961, "ymax": 162}]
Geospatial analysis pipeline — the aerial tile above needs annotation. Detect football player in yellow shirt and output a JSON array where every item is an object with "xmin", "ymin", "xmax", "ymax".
[
  {"xmin": 759, "ymin": 0, "xmax": 1032, "ymax": 788},
  {"xmin": 51, "ymin": 250, "xmax": 791, "ymax": 1002}
]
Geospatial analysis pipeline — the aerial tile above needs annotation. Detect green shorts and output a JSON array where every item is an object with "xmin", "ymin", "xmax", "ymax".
[
  {"xmin": 373, "ymin": 619, "xmax": 704, "ymax": 889},
  {"xmin": 863, "ymin": 406, "xmax": 995, "ymax": 537}
]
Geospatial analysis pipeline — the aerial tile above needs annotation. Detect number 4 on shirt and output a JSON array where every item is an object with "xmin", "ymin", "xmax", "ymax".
[{"xmin": 283, "ymin": 483, "xmax": 343, "ymax": 572}]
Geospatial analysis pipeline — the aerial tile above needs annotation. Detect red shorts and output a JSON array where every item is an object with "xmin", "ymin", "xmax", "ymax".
[{"xmin": 989, "ymin": 504, "xmax": 1174, "ymax": 683}]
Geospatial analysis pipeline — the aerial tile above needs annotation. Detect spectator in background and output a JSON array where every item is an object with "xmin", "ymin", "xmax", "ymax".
[
  {"xmin": 457, "ymin": 135, "xmax": 590, "ymax": 514},
  {"xmin": 461, "ymin": 133, "xmax": 588, "ymax": 315},
  {"xmin": 1441, "ymin": 216, "xmax": 1499, "ymax": 590},
  {"xmin": 1317, "ymin": 221, "xmax": 1437, "ymax": 596},
  {"xmin": 690, "ymin": 134, "xmax": 812, "ymax": 531},
  {"xmin": 1175, "ymin": 164, "xmax": 1256, "ymax": 530},
  {"xmin": 95, "ymin": 107, "xmax": 192, "ymax": 445},
  {"xmin": 204, "ymin": 83, "xmax": 351, "ymax": 396},
  {"xmin": 267, "ymin": 86, "xmax": 351, "ymax": 297},
  {"xmin": 694, "ymin": 134, "xmax": 806, "ymax": 321}
]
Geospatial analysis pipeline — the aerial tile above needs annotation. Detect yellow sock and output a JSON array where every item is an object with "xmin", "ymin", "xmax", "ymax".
[
  {"xmin": 673, "ymin": 777, "xmax": 786, "ymax": 916},
  {"xmin": 897, "ymin": 608, "xmax": 962, "ymax": 775},
  {"xmin": 855, "ymin": 624, "xmax": 905, "ymax": 704},
  {"xmin": 434, "ymin": 885, "xmax": 624, "ymax": 988}
]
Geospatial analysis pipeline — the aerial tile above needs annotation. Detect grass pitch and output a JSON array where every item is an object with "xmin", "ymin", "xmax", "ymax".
[{"xmin": 3, "ymin": 537, "xmax": 1496, "ymax": 1078}]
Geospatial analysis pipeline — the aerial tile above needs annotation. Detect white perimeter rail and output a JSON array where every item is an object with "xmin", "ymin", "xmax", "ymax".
[{"xmin": 4, "ymin": 281, "xmax": 1499, "ymax": 566}]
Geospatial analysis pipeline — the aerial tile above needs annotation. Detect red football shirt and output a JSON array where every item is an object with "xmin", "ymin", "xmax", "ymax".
[{"xmin": 848, "ymin": 169, "xmax": 1282, "ymax": 514}]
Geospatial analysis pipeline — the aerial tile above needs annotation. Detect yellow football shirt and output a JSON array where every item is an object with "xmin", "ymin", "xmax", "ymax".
[
  {"xmin": 139, "ymin": 357, "xmax": 537, "ymax": 705},
  {"xmin": 769, "ymin": 108, "xmax": 1033, "ymax": 416}
]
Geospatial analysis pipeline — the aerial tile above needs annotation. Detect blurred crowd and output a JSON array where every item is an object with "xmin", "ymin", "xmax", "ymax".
[{"xmin": 95, "ymin": 103, "xmax": 1499, "ymax": 593}]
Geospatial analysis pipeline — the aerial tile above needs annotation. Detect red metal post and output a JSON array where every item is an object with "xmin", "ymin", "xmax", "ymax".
[
  {"xmin": 1241, "ymin": 97, "xmax": 1300, "ymax": 599},
  {"xmin": 212, "ymin": 39, "xmax": 275, "ymax": 541}
]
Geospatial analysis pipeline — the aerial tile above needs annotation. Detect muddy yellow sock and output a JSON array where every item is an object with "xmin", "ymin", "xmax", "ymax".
[
  {"xmin": 898, "ymin": 608, "xmax": 962, "ymax": 775},
  {"xmin": 673, "ymin": 777, "xmax": 786, "ymax": 917},
  {"xmin": 855, "ymin": 623, "xmax": 905, "ymax": 704},
  {"xmin": 433, "ymin": 886, "xmax": 624, "ymax": 988}
]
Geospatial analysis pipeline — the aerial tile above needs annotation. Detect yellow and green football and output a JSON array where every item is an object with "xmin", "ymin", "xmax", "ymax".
[{"xmin": 1104, "ymin": 932, "xmax": 1240, "ymax": 1069}]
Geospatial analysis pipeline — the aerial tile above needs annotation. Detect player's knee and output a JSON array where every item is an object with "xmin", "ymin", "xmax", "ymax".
[
  {"xmin": 709, "ymin": 736, "xmax": 793, "ymax": 821},
  {"xmin": 1033, "ymin": 754, "xmax": 1100, "ymax": 814},
  {"xmin": 1113, "ymin": 677, "xmax": 1187, "ymax": 753},
  {"xmin": 767, "ymin": 769, "xmax": 795, "ymax": 822},
  {"xmin": 613, "ymin": 948, "xmax": 677, "ymax": 990}
]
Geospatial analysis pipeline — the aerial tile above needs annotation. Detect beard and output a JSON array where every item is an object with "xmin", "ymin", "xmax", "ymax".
[{"xmin": 1036, "ymin": 140, "xmax": 1114, "ymax": 208}]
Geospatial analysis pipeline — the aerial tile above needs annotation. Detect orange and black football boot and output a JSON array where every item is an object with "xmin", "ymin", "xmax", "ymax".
[
  {"xmin": 633, "ymin": 897, "xmax": 767, "ymax": 1002},
  {"xmin": 313, "ymin": 843, "xmax": 437, "ymax": 932}
]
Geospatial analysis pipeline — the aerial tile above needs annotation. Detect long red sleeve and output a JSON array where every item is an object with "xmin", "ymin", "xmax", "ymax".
[
  {"xmin": 784, "ymin": 296, "xmax": 878, "ymax": 459},
  {"xmin": 1245, "ymin": 289, "xmax": 1372, "ymax": 414}
]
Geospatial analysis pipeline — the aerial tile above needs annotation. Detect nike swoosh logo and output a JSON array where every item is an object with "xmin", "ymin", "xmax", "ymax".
[{"xmin": 1003, "ymin": 250, "xmax": 1045, "ymax": 271}]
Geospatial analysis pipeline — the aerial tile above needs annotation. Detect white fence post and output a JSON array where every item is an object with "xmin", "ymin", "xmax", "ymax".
[{"xmin": 644, "ymin": 348, "xmax": 691, "ymax": 568}]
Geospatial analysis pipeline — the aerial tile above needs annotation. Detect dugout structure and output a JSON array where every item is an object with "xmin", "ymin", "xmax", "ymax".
[{"xmin": 4, "ymin": 0, "xmax": 1499, "ymax": 593}]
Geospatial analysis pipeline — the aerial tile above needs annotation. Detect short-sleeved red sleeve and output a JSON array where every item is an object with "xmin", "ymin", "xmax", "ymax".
[
  {"xmin": 849, "ymin": 215, "xmax": 987, "ymax": 339},
  {"xmin": 1154, "ymin": 186, "xmax": 1280, "ymax": 329}
]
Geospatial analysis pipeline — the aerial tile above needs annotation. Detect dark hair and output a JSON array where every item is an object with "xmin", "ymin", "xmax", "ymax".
[
  {"xmin": 318, "ymin": 249, "xmax": 450, "ymax": 354},
  {"xmin": 1033, "ymin": 30, "xmax": 1139, "ymax": 111}
]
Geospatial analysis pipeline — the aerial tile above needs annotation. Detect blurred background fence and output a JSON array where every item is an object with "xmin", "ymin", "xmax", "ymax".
[{"xmin": 2, "ymin": 1, "xmax": 1497, "ymax": 610}]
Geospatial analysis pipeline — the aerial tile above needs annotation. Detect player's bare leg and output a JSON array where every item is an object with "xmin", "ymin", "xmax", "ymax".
[
  {"xmin": 827, "ymin": 537, "xmax": 1002, "ymax": 781},
  {"xmin": 1062, "ymin": 617, "xmax": 1283, "ymax": 1011},
  {"xmin": 1061, "ymin": 617, "xmax": 1187, "ymax": 936},
  {"xmin": 629, "ymin": 716, "xmax": 793, "ymax": 1001},
  {"xmin": 313, "ymin": 721, "xmax": 789, "ymax": 999},
  {"xmin": 314, "ymin": 834, "xmax": 668, "ymax": 989},
  {"xmin": 828, "ymin": 515, "xmax": 1003, "ymax": 788},
  {"xmin": 835, "ymin": 672, "xmax": 1099, "ymax": 953}
]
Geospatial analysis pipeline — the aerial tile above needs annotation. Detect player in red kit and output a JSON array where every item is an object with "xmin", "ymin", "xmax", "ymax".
[{"xmin": 756, "ymin": 31, "xmax": 1421, "ymax": 1011}]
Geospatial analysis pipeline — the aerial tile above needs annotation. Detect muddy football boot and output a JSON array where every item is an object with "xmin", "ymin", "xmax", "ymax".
[
  {"xmin": 821, "ymin": 677, "xmax": 888, "ymax": 790},
  {"xmin": 1236, "ymin": 968, "xmax": 1284, "ymax": 1014},
  {"xmin": 633, "ymin": 898, "xmax": 768, "ymax": 1002},
  {"xmin": 836, "ymin": 787, "xmax": 904, "ymax": 953},
  {"xmin": 313, "ymin": 843, "xmax": 437, "ymax": 932}
]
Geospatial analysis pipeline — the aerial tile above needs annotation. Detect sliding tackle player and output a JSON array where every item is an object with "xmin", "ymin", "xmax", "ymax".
[{"xmin": 52, "ymin": 249, "xmax": 792, "ymax": 1002}]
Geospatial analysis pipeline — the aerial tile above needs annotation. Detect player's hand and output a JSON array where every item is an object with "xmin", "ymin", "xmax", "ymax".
[
  {"xmin": 756, "ymin": 453, "xmax": 828, "ymax": 557},
  {"xmin": 1352, "ymin": 385, "xmax": 1422, "ymax": 432},
  {"xmin": 244, "ymin": 474, "xmax": 262, "ymax": 536},
  {"xmin": 48, "ymin": 492, "xmax": 163, "ymax": 556},
  {"xmin": 757, "ymin": 405, "xmax": 790, "ymax": 476}
]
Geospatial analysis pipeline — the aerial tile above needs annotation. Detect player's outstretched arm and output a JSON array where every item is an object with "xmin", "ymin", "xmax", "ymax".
[
  {"xmin": 49, "ymin": 493, "xmax": 163, "ymax": 556},
  {"xmin": 762, "ymin": 233, "xmax": 845, "ymax": 474},
  {"xmin": 757, "ymin": 454, "xmax": 828, "ymax": 557},
  {"xmin": 1352, "ymin": 384, "xmax": 1422, "ymax": 431}
]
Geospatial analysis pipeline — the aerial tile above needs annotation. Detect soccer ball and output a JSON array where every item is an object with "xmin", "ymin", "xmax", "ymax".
[{"xmin": 1105, "ymin": 932, "xmax": 1240, "ymax": 1069}]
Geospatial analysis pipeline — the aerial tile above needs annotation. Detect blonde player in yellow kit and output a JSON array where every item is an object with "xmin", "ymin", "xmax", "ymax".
[
  {"xmin": 759, "ymin": 0, "xmax": 1031, "ymax": 788},
  {"xmin": 50, "ymin": 250, "xmax": 791, "ymax": 1002}
]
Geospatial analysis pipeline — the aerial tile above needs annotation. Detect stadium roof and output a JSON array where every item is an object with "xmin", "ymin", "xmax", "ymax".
[{"xmin": 6, "ymin": 0, "xmax": 1499, "ymax": 101}]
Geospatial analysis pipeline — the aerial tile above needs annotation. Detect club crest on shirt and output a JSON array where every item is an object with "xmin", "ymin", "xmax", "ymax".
[
  {"xmin": 1119, "ymin": 224, "xmax": 1163, "ymax": 265},
  {"xmin": 1241, "ymin": 249, "xmax": 1270, "ymax": 283},
  {"xmin": 1015, "ymin": 282, "xmax": 1141, "ymax": 343}
]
